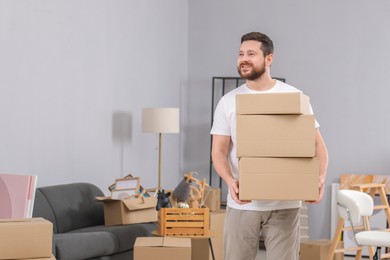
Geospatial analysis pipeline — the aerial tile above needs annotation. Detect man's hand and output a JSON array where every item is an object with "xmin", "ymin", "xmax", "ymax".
[
  {"xmin": 305, "ymin": 181, "xmax": 325, "ymax": 204},
  {"xmin": 212, "ymin": 135, "xmax": 251, "ymax": 205},
  {"xmin": 229, "ymin": 179, "xmax": 251, "ymax": 205},
  {"xmin": 306, "ymin": 130, "xmax": 328, "ymax": 205}
]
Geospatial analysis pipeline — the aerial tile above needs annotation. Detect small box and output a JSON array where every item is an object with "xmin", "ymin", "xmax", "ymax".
[
  {"xmin": 204, "ymin": 187, "xmax": 221, "ymax": 212},
  {"xmin": 236, "ymin": 92, "xmax": 310, "ymax": 115},
  {"xmin": 239, "ymin": 157, "xmax": 319, "ymax": 201},
  {"xmin": 96, "ymin": 196, "xmax": 157, "ymax": 225},
  {"xmin": 300, "ymin": 240, "xmax": 344, "ymax": 260},
  {"xmin": 134, "ymin": 237, "xmax": 191, "ymax": 260},
  {"xmin": 158, "ymin": 208, "xmax": 209, "ymax": 236},
  {"xmin": 236, "ymin": 114, "xmax": 315, "ymax": 157},
  {"xmin": 192, "ymin": 209, "xmax": 225, "ymax": 260},
  {"xmin": 0, "ymin": 218, "xmax": 53, "ymax": 259}
]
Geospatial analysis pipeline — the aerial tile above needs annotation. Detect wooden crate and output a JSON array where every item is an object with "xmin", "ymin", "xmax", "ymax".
[{"xmin": 158, "ymin": 208, "xmax": 210, "ymax": 236}]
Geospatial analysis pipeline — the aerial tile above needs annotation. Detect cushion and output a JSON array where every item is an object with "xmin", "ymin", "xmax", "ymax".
[
  {"xmin": 55, "ymin": 223, "xmax": 157, "ymax": 259},
  {"xmin": 54, "ymin": 232, "xmax": 117, "ymax": 259}
]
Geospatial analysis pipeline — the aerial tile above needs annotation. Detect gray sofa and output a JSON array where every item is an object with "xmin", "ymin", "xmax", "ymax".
[{"xmin": 32, "ymin": 182, "xmax": 156, "ymax": 260}]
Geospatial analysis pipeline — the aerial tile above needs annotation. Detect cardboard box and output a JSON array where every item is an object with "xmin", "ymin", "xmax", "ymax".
[
  {"xmin": 239, "ymin": 157, "xmax": 319, "ymax": 201},
  {"xmin": 96, "ymin": 196, "xmax": 157, "ymax": 225},
  {"xmin": 0, "ymin": 218, "xmax": 53, "ymax": 259},
  {"xmin": 204, "ymin": 187, "xmax": 221, "ymax": 212},
  {"xmin": 19, "ymin": 255, "xmax": 56, "ymax": 260},
  {"xmin": 236, "ymin": 92, "xmax": 310, "ymax": 115},
  {"xmin": 300, "ymin": 240, "xmax": 344, "ymax": 260},
  {"xmin": 134, "ymin": 237, "xmax": 191, "ymax": 260},
  {"xmin": 192, "ymin": 209, "xmax": 225, "ymax": 260},
  {"xmin": 236, "ymin": 114, "xmax": 315, "ymax": 157}
]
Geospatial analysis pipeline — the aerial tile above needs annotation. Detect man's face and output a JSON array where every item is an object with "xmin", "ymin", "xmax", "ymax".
[{"xmin": 237, "ymin": 40, "xmax": 266, "ymax": 81}]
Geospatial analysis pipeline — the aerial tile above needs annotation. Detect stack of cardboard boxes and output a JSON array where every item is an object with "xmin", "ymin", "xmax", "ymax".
[
  {"xmin": 236, "ymin": 92, "xmax": 320, "ymax": 201},
  {"xmin": 235, "ymin": 93, "xmax": 341, "ymax": 260},
  {"xmin": 133, "ymin": 187, "xmax": 225, "ymax": 260},
  {"xmin": 134, "ymin": 209, "xmax": 226, "ymax": 260}
]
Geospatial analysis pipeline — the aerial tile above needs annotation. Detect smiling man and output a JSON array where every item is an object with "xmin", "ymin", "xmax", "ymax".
[{"xmin": 210, "ymin": 32, "xmax": 328, "ymax": 260}]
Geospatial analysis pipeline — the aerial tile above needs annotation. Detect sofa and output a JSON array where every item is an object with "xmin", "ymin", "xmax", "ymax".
[{"xmin": 32, "ymin": 182, "xmax": 157, "ymax": 260}]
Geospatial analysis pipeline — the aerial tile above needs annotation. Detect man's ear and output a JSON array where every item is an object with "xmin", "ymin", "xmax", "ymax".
[{"xmin": 265, "ymin": 54, "xmax": 273, "ymax": 67}]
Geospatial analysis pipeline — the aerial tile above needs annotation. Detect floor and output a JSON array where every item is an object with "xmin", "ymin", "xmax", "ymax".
[{"xmin": 256, "ymin": 249, "xmax": 357, "ymax": 259}]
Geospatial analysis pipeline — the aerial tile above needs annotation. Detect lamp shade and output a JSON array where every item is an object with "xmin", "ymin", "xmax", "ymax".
[{"xmin": 142, "ymin": 108, "xmax": 180, "ymax": 133}]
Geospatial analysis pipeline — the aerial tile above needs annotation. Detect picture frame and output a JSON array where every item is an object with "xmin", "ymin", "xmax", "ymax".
[
  {"xmin": 114, "ymin": 177, "xmax": 140, "ymax": 191},
  {"xmin": 108, "ymin": 173, "xmax": 150, "ymax": 197},
  {"xmin": 111, "ymin": 188, "xmax": 137, "ymax": 200}
]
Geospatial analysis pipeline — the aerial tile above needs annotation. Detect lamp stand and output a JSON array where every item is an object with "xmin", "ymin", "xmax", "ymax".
[{"xmin": 158, "ymin": 132, "xmax": 162, "ymax": 190}]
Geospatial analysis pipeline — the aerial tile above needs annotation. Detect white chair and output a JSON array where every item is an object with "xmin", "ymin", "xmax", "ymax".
[{"xmin": 337, "ymin": 189, "xmax": 390, "ymax": 260}]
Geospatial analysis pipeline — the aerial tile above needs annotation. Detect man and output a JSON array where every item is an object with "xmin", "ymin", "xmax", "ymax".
[{"xmin": 210, "ymin": 32, "xmax": 328, "ymax": 260}]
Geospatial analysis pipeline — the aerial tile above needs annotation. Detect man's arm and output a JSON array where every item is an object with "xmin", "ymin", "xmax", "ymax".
[
  {"xmin": 307, "ymin": 128, "xmax": 328, "ymax": 204},
  {"xmin": 211, "ymin": 135, "xmax": 250, "ymax": 205}
]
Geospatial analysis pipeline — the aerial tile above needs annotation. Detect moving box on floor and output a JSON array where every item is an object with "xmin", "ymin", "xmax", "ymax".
[
  {"xmin": 134, "ymin": 237, "xmax": 191, "ymax": 260},
  {"xmin": 192, "ymin": 209, "xmax": 225, "ymax": 260},
  {"xmin": 300, "ymin": 240, "xmax": 344, "ymax": 260},
  {"xmin": 18, "ymin": 255, "xmax": 56, "ymax": 260},
  {"xmin": 0, "ymin": 218, "xmax": 53, "ymax": 259}
]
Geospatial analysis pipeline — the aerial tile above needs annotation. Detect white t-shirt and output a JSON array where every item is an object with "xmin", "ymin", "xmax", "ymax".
[{"xmin": 210, "ymin": 80, "xmax": 319, "ymax": 211}]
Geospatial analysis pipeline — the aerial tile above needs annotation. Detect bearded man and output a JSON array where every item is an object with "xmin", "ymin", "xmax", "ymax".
[{"xmin": 210, "ymin": 32, "xmax": 328, "ymax": 260}]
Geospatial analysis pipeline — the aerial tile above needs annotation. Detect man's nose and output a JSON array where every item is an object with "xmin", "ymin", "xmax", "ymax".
[
  {"xmin": 243, "ymin": 53, "xmax": 252, "ymax": 61},
  {"xmin": 240, "ymin": 54, "xmax": 249, "ymax": 62}
]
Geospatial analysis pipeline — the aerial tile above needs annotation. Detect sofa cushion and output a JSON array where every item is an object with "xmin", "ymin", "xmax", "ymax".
[
  {"xmin": 70, "ymin": 223, "xmax": 157, "ymax": 251},
  {"xmin": 54, "ymin": 232, "xmax": 117, "ymax": 260},
  {"xmin": 37, "ymin": 183, "xmax": 105, "ymax": 233},
  {"xmin": 88, "ymin": 250, "xmax": 133, "ymax": 260},
  {"xmin": 55, "ymin": 223, "xmax": 157, "ymax": 259}
]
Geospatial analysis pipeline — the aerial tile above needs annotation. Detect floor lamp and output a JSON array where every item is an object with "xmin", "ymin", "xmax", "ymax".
[{"xmin": 142, "ymin": 108, "xmax": 180, "ymax": 191}]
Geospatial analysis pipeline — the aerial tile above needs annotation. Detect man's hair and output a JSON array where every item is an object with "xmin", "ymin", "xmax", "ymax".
[{"xmin": 241, "ymin": 32, "xmax": 274, "ymax": 57}]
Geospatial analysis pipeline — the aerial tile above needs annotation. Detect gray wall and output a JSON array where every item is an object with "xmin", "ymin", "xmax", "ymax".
[
  {"xmin": 187, "ymin": 0, "xmax": 390, "ymax": 240},
  {"xmin": 0, "ymin": 1, "xmax": 188, "ymax": 192},
  {"xmin": 2, "ymin": 0, "xmax": 390, "ymax": 241}
]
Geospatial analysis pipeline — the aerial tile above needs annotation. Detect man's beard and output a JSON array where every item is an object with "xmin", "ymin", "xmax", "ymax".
[{"xmin": 237, "ymin": 62, "xmax": 266, "ymax": 81}]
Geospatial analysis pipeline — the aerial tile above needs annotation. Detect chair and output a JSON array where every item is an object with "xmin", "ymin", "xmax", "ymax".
[{"xmin": 337, "ymin": 189, "xmax": 390, "ymax": 260}]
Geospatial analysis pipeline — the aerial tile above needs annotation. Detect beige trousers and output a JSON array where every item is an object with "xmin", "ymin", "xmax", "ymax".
[{"xmin": 224, "ymin": 207, "xmax": 300, "ymax": 260}]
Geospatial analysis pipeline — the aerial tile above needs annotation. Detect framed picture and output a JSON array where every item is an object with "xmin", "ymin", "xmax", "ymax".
[
  {"xmin": 111, "ymin": 188, "xmax": 137, "ymax": 200},
  {"xmin": 108, "ymin": 173, "xmax": 150, "ymax": 197},
  {"xmin": 114, "ymin": 177, "xmax": 139, "ymax": 190}
]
